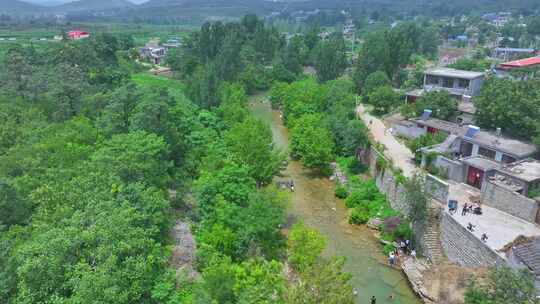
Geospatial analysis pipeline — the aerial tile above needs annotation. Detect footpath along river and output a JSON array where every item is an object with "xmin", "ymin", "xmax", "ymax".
[{"xmin": 249, "ymin": 96, "xmax": 421, "ymax": 304}]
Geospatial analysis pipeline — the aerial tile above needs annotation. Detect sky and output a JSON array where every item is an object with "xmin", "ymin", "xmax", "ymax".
[{"xmin": 22, "ymin": 0, "xmax": 149, "ymax": 5}]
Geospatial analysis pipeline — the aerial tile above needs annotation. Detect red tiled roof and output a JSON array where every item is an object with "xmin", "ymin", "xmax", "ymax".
[{"xmin": 500, "ymin": 56, "xmax": 540, "ymax": 69}]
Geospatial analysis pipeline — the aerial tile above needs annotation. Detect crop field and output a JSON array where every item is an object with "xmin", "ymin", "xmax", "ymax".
[{"xmin": 0, "ymin": 23, "xmax": 195, "ymax": 46}]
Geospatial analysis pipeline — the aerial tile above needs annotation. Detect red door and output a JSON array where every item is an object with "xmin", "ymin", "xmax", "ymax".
[{"xmin": 467, "ymin": 166, "xmax": 484, "ymax": 189}]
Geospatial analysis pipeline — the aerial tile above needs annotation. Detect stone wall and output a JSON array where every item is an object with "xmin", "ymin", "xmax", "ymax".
[
  {"xmin": 425, "ymin": 174, "xmax": 449, "ymax": 203},
  {"xmin": 392, "ymin": 122, "xmax": 426, "ymax": 139},
  {"xmin": 441, "ymin": 212, "xmax": 505, "ymax": 267},
  {"xmin": 369, "ymin": 147, "xmax": 412, "ymax": 216},
  {"xmin": 482, "ymin": 181, "xmax": 539, "ymax": 223},
  {"xmin": 434, "ymin": 156, "xmax": 464, "ymax": 183},
  {"xmin": 376, "ymin": 168, "xmax": 413, "ymax": 217}
]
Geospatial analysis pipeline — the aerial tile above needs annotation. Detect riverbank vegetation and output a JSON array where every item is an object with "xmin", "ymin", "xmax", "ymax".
[
  {"xmin": 465, "ymin": 267, "xmax": 540, "ymax": 304},
  {"xmin": 269, "ymin": 78, "xmax": 369, "ymax": 173},
  {"xmin": 0, "ymin": 15, "xmax": 361, "ymax": 303}
]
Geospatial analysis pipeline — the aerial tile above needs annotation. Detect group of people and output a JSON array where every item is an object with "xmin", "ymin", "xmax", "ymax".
[
  {"xmin": 466, "ymin": 222, "xmax": 489, "ymax": 243},
  {"xmin": 388, "ymin": 239, "xmax": 416, "ymax": 265},
  {"xmin": 461, "ymin": 202, "xmax": 482, "ymax": 216}
]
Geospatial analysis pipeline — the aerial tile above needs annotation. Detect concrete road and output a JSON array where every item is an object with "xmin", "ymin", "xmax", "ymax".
[{"xmin": 356, "ymin": 104, "xmax": 418, "ymax": 177}]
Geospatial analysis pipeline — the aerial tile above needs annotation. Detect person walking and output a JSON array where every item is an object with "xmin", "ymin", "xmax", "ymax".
[
  {"xmin": 370, "ymin": 296, "xmax": 377, "ymax": 304},
  {"xmin": 462, "ymin": 203, "xmax": 468, "ymax": 216}
]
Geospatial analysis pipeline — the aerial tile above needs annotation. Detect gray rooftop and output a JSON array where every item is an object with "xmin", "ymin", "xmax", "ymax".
[
  {"xmin": 406, "ymin": 89, "xmax": 424, "ymax": 97},
  {"xmin": 495, "ymin": 47, "xmax": 535, "ymax": 53},
  {"xmin": 425, "ymin": 67, "xmax": 485, "ymax": 80},
  {"xmin": 499, "ymin": 159, "xmax": 540, "ymax": 183},
  {"xmin": 414, "ymin": 118, "xmax": 537, "ymax": 158},
  {"xmin": 513, "ymin": 237, "xmax": 540, "ymax": 276},
  {"xmin": 462, "ymin": 156, "xmax": 501, "ymax": 171},
  {"xmin": 462, "ymin": 129, "xmax": 537, "ymax": 159},
  {"xmin": 458, "ymin": 101, "xmax": 476, "ymax": 114}
]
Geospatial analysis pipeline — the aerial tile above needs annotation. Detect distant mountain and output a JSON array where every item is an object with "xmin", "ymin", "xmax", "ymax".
[
  {"xmin": 0, "ymin": 0, "xmax": 44, "ymax": 13},
  {"xmin": 54, "ymin": 0, "xmax": 135, "ymax": 12}
]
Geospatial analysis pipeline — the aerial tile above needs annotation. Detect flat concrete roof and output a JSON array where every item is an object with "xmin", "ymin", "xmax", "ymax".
[
  {"xmin": 425, "ymin": 67, "xmax": 485, "ymax": 80},
  {"xmin": 414, "ymin": 117, "xmax": 463, "ymax": 134},
  {"xmin": 447, "ymin": 182, "xmax": 540, "ymax": 252},
  {"xmin": 462, "ymin": 130, "xmax": 537, "ymax": 159},
  {"xmin": 499, "ymin": 159, "xmax": 540, "ymax": 183},
  {"xmin": 458, "ymin": 101, "xmax": 476, "ymax": 114},
  {"xmin": 415, "ymin": 118, "xmax": 537, "ymax": 158},
  {"xmin": 406, "ymin": 89, "xmax": 424, "ymax": 97},
  {"xmin": 462, "ymin": 156, "xmax": 501, "ymax": 171}
]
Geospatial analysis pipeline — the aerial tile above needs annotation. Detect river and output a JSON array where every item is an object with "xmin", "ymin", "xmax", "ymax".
[{"xmin": 249, "ymin": 96, "xmax": 421, "ymax": 304}]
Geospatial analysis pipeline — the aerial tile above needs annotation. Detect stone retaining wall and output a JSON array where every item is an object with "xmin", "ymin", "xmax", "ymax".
[
  {"xmin": 366, "ymin": 146, "xmax": 506, "ymax": 268},
  {"xmin": 425, "ymin": 174, "xmax": 449, "ymax": 203},
  {"xmin": 441, "ymin": 212, "xmax": 505, "ymax": 267},
  {"xmin": 482, "ymin": 181, "xmax": 539, "ymax": 224},
  {"xmin": 434, "ymin": 156, "xmax": 464, "ymax": 183},
  {"xmin": 369, "ymin": 147, "xmax": 412, "ymax": 217}
]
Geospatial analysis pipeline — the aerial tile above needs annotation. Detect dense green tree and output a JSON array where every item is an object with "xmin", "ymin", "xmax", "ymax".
[
  {"xmin": 286, "ymin": 258, "xmax": 355, "ymax": 304},
  {"xmin": 0, "ymin": 180, "xmax": 31, "ymax": 229},
  {"xmin": 98, "ymin": 83, "xmax": 141, "ymax": 136},
  {"xmin": 279, "ymin": 78, "xmax": 328, "ymax": 123},
  {"xmin": 290, "ymin": 114, "xmax": 335, "ymax": 171},
  {"xmin": 363, "ymin": 71, "xmax": 392, "ymax": 96},
  {"xmin": 313, "ymin": 33, "xmax": 347, "ymax": 82},
  {"xmin": 465, "ymin": 267, "xmax": 539, "ymax": 304},
  {"xmin": 368, "ymin": 86, "xmax": 401, "ymax": 115},
  {"xmin": 287, "ymin": 222, "xmax": 326, "ymax": 272},
  {"xmin": 474, "ymin": 78, "xmax": 540, "ymax": 139},
  {"xmin": 225, "ymin": 118, "xmax": 286, "ymax": 186},
  {"xmin": 414, "ymin": 90, "xmax": 458, "ymax": 120},
  {"xmin": 217, "ymin": 82, "xmax": 249, "ymax": 128},
  {"xmin": 50, "ymin": 63, "xmax": 88, "ymax": 121},
  {"xmin": 91, "ymin": 131, "xmax": 172, "ymax": 188}
]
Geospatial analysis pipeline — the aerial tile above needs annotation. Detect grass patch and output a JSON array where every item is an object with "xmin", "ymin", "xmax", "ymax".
[{"xmin": 132, "ymin": 73, "xmax": 186, "ymax": 99}]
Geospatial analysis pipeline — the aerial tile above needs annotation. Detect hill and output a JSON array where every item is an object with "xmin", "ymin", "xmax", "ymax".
[
  {"xmin": 53, "ymin": 0, "xmax": 135, "ymax": 12},
  {"xmin": 0, "ymin": 0, "xmax": 44, "ymax": 14}
]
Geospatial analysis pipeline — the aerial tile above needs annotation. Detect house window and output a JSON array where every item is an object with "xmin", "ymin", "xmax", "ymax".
[
  {"xmin": 458, "ymin": 78, "xmax": 470, "ymax": 89},
  {"xmin": 442, "ymin": 77, "xmax": 454, "ymax": 88},
  {"xmin": 426, "ymin": 75, "xmax": 439, "ymax": 85},
  {"xmin": 501, "ymin": 154, "xmax": 516, "ymax": 164},
  {"xmin": 478, "ymin": 147, "xmax": 496, "ymax": 159}
]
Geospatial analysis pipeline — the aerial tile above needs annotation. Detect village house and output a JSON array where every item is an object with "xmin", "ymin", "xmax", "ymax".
[
  {"xmin": 139, "ymin": 39, "xmax": 167, "ymax": 65},
  {"xmin": 406, "ymin": 68, "xmax": 485, "ymax": 103},
  {"xmin": 494, "ymin": 56, "xmax": 540, "ymax": 79},
  {"xmin": 68, "ymin": 30, "xmax": 90, "ymax": 40},
  {"xmin": 394, "ymin": 111, "xmax": 537, "ymax": 189},
  {"xmin": 405, "ymin": 68, "xmax": 485, "ymax": 124},
  {"xmin": 492, "ymin": 47, "xmax": 538, "ymax": 61},
  {"xmin": 393, "ymin": 113, "xmax": 540, "ymax": 225},
  {"xmin": 485, "ymin": 159, "xmax": 540, "ymax": 198},
  {"xmin": 505, "ymin": 236, "xmax": 540, "ymax": 292}
]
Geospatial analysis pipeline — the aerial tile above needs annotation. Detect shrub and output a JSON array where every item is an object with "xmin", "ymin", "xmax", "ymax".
[
  {"xmin": 334, "ymin": 185, "xmax": 349, "ymax": 199},
  {"xmin": 383, "ymin": 243, "xmax": 396, "ymax": 255},
  {"xmin": 382, "ymin": 217, "xmax": 412, "ymax": 241},
  {"xmin": 349, "ymin": 207, "xmax": 370, "ymax": 224}
]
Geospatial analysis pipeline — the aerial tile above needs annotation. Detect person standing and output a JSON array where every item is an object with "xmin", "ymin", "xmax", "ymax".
[
  {"xmin": 481, "ymin": 233, "xmax": 488, "ymax": 242},
  {"xmin": 462, "ymin": 203, "xmax": 468, "ymax": 216}
]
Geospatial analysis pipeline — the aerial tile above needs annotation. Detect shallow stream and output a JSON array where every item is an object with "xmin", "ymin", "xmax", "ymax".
[{"xmin": 249, "ymin": 97, "xmax": 421, "ymax": 304}]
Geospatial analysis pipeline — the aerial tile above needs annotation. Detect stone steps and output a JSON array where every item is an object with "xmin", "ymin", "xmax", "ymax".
[{"xmin": 422, "ymin": 205, "xmax": 444, "ymax": 264}]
